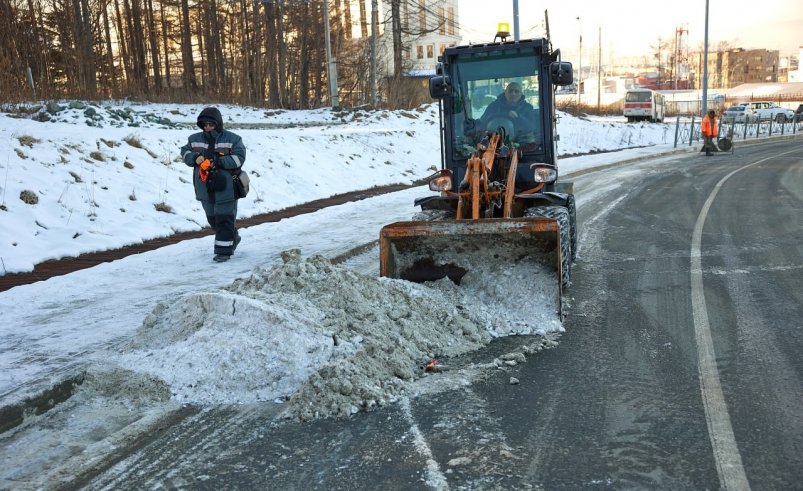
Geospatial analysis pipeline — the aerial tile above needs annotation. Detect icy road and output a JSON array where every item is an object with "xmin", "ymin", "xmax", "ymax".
[{"xmin": 1, "ymin": 137, "xmax": 802, "ymax": 490}]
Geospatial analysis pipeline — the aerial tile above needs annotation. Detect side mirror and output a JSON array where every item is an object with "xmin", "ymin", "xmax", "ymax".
[
  {"xmin": 550, "ymin": 62, "xmax": 573, "ymax": 86},
  {"xmin": 429, "ymin": 75, "xmax": 452, "ymax": 99}
]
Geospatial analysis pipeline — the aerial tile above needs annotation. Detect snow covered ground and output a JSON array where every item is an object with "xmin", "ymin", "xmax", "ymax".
[
  {"xmin": 0, "ymin": 101, "xmax": 729, "ymax": 485},
  {"xmin": 0, "ymin": 101, "xmax": 678, "ymax": 274}
]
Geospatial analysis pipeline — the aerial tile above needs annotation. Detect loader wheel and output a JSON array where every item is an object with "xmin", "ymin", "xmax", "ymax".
[
  {"xmin": 412, "ymin": 209, "xmax": 453, "ymax": 221},
  {"xmin": 525, "ymin": 205, "xmax": 572, "ymax": 288}
]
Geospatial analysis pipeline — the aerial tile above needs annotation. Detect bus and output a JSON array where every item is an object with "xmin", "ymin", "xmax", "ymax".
[{"xmin": 623, "ymin": 88, "xmax": 665, "ymax": 122}]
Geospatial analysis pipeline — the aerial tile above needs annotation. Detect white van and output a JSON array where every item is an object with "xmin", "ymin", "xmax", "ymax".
[{"xmin": 623, "ymin": 89, "xmax": 665, "ymax": 123}]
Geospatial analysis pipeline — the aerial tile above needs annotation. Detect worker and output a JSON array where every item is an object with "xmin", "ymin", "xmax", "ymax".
[
  {"xmin": 181, "ymin": 107, "xmax": 247, "ymax": 262},
  {"xmin": 477, "ymin": 82, "xmax": 538, "ymax": 140},
  {"xmin": 701, "ymin": 109, "xmax": 719, "ymax": 156}
]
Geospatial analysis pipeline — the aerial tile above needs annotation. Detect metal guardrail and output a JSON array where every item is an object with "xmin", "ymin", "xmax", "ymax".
[{"xmin": 673, "ymin": 116, "xmax": 802, "ymax": 148}]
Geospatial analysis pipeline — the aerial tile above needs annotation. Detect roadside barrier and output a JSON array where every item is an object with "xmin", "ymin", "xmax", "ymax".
[{"xmin": 673, "ymin": 115, "xmax": 801, "ymax": 148}]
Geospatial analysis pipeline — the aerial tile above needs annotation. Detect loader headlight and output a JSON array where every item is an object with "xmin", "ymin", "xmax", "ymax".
[
  {"xmin": 429, "ymin": 169, "xmax": 453, "ymax": 191},
  {"xmin": 531, "ymin": 164, "xmax": 557, "ymax": 183}
]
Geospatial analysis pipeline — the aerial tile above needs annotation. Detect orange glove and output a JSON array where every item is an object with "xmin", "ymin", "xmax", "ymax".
[{"xmin": 199, "ymin": 159, "xmax": 212, "ymax": 182}]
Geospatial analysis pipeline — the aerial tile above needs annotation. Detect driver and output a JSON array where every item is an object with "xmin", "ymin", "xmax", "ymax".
[{"xmin": 477, "ymin": 82, "xmax": 537, "ymax": 139}]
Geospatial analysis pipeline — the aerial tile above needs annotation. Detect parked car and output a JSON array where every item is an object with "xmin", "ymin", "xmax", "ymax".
[
  {"xmin": 795, "ymin": 104, "xmax": 803, "ymax": 122},
  {"xmin": 740, "ymin": 101, "xmax": 796, "ymax": 123},
  {"xmin": 721, "ymin": 105, "xmax": 757, "ymax": 124}
]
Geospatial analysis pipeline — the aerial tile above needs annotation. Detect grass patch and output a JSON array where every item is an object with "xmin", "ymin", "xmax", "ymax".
[
  {"xmin": 123, "ymin": 135, "xmax": 143, "ymax": 148},
  {"xmin": 154, "ymin": 201, "xmax": 172, "ymax": 213},
  {"xmin": 19, "ymin": 190, "xmax": 38, "ymax": 204},
  {"xmin": 17, "ymin": 135, "xmax": 40, "ymax": 147}
]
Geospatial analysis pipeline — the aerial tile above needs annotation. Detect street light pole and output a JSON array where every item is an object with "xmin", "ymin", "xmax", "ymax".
[
  {"xmin": 597, "ymin": 26, "xmax": 601, "ymax": 110},
  {"xmin": 701, "ymin": 0, "xmax": 709, "ymax": 117},
  {"xmin": 322, "ymin": 0, "xmax": 339, "ymax": 109},
  {"xmin": 369, "ymin": 0, "xmax": 377, "ymax": 107},
  {"xmin": 577, "ymin": 16, "xmax": 582, "ymax": 105}
]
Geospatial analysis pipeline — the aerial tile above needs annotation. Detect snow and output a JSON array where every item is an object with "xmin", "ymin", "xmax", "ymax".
[
  {"xmin": 0, "ymin": 102, "xmax": 680, "ymax": 404},
  {"xmin": 0, "ymin": 100, "xmax": 697, "ymax": 484}
]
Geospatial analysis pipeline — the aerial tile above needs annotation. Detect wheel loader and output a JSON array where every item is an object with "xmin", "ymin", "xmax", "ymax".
[{"xmin": 380, "ymin": 36, "xmax": 576, "ymax": 315}]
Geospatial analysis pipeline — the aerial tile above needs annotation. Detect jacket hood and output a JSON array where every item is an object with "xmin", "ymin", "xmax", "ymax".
[{"xmin": 197, "ymin": 107, "xmax": 224, "ymax": 130}]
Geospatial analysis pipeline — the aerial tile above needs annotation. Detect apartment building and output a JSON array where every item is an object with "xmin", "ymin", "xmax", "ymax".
[
  {"xmin": 377, "ymin": 0, "xmax": 461, "ymax": 77},
  {"xmin": 691, "ymin": 48, "xmax": 780, "ymax": 89}
]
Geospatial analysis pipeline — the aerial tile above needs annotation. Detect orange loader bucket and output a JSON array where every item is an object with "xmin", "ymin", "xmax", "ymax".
[{"xmin": 380, "ymin": 217, "xmax": 564, "ymax": 313}]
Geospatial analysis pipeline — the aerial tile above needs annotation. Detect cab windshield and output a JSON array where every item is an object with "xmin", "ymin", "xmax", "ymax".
[{"xmin": 448, "ymin": 51, "xmax": 543, "ymax": 159}]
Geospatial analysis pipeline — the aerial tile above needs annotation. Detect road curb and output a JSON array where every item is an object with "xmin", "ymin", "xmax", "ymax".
[{"xmin": 0, "ymin": 372, "xmax": 85, "ymax": 434}]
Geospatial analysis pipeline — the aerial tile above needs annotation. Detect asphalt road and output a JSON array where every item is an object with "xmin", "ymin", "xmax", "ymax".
[{"xmin": 84, "ymin": 139, "xmax": 803, "ymax": 490}]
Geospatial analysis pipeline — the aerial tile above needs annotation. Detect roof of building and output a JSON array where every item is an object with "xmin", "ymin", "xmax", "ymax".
[{"xmin": 726, "ymin": 82, "xmax": 803, "ymax": 100}]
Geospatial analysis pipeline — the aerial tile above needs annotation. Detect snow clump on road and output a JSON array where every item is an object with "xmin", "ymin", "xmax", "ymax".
[{"xmin": 117, "ymin": 249, "xmax": 563, "ymax": 420}]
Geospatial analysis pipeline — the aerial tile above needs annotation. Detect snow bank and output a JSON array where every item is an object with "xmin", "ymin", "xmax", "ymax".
[{"xmin": 115, "ymin": 249, "xmax": 563, "ymax": 420}]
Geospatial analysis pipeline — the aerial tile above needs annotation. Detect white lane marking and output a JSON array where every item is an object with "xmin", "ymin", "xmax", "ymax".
[
  {"xmin": 690, "ymin": 148, "xmax": 797, "ymax": 490},
  {"xmin": 400, "ymin": 397, "xmax": 450, "ymax": 490}
]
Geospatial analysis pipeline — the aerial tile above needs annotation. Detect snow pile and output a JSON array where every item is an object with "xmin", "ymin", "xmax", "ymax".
[
  {"xmin": 557, "ymin": 112, "xmax": 674, "ymax": 153},
  {"xmin": 4, "ymin": 100, "xmax": 439, "ymax": 130},
  {"xmin": 116, "ymin": 249, "xmax": 563, "ymax": 420}
]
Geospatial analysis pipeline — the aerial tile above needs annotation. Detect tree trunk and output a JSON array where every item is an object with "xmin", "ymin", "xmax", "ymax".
[
  {"xmin": 179, "ymin": 0, "xmax": 196, "ymax": 92},
  {"xmin": 391, "ymin": 0, "xmax": 402, "ymax": 78},
  {"xmin": 145, "ymin": 0, "xmax": 162, "ymax": 92},
  {"xmin": 159, "ymin": 1, "xmax": 170, "ymax": 89},
  {"xmin": 113, "ymin": 0, "xmax": 132, "ymax": 94},
  {"xmin": 102, "ymin": 0, "xmax": 117, "ymax": 96}
]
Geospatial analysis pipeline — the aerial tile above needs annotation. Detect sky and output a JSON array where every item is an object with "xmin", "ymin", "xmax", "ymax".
[
  {"xmin": 457, "ymin": 0, "xmax": 803, "ymax": 61},
  {"xmin": 0, "ymin": 101, "xmax": 726, "ymax": 485}
]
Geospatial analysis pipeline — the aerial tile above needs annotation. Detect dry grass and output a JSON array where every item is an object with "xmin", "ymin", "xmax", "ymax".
[
  {"xmin": 154, "ymin": 202, "xmax": 172, "ymax": 213},
  {"xmin": 17, "ymin": 135, "xmax": 40, "ymax": 148},
  {"xmin": 123, "ymin": 135, "xmax": 143, "ymax": 148},
  {"xmin": 19, "ymin": 190, "xmax": 38, "ymax": 204}
]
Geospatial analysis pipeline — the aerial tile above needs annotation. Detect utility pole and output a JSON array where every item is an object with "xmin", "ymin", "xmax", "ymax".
[
  {"xmin": 597, "ymin": 26, "xmax": 601, "ymax": 110},
  {"xmin": 370, "ymin": 0, "xmax": 378, "ymax": 106},
  {"xmin": 577, "ymin": 16, "xmax": 582, "ymax": 105},
  {"xmin": 701, "ymin": 0, "xmax": 709, "ymax": 117},
  {"xmin": 673, "ymin": 29, "xmax": 679, "ymax": 89},
  {"xmin": 513, "ymin": 0, "xmax": 520, "ymax": 41},
  {"xmin": 322, "ymin": 0, "xmax": 339, "ymax": 109}
]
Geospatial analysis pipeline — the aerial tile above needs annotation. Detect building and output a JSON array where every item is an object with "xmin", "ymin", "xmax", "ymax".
[
  {"xmin": 691, "ymin": 48, "xmax": 780, "ymax": 89},
  {"xmin": 377, "ymin": 0, "xmax": 461, "ymax": 78},
  {"xmin": 781, "ymin": 46, "xmax": 801, "ymax": 82}
]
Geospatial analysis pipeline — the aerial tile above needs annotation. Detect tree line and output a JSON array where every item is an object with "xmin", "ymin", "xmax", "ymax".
[{"xmin": 0, "ymin": 0, "xmax": 446, "ymax": 109}]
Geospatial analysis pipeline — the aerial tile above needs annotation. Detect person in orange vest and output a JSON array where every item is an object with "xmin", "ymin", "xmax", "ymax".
[{"xmin": 701, "ymin": 109, "xmax": 719, "ymax": 156}]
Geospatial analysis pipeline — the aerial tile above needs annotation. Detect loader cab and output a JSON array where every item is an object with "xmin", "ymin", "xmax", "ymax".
[{"xmin": 430, "ymin": 38, "xmax": 572, "ymax": 186}]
